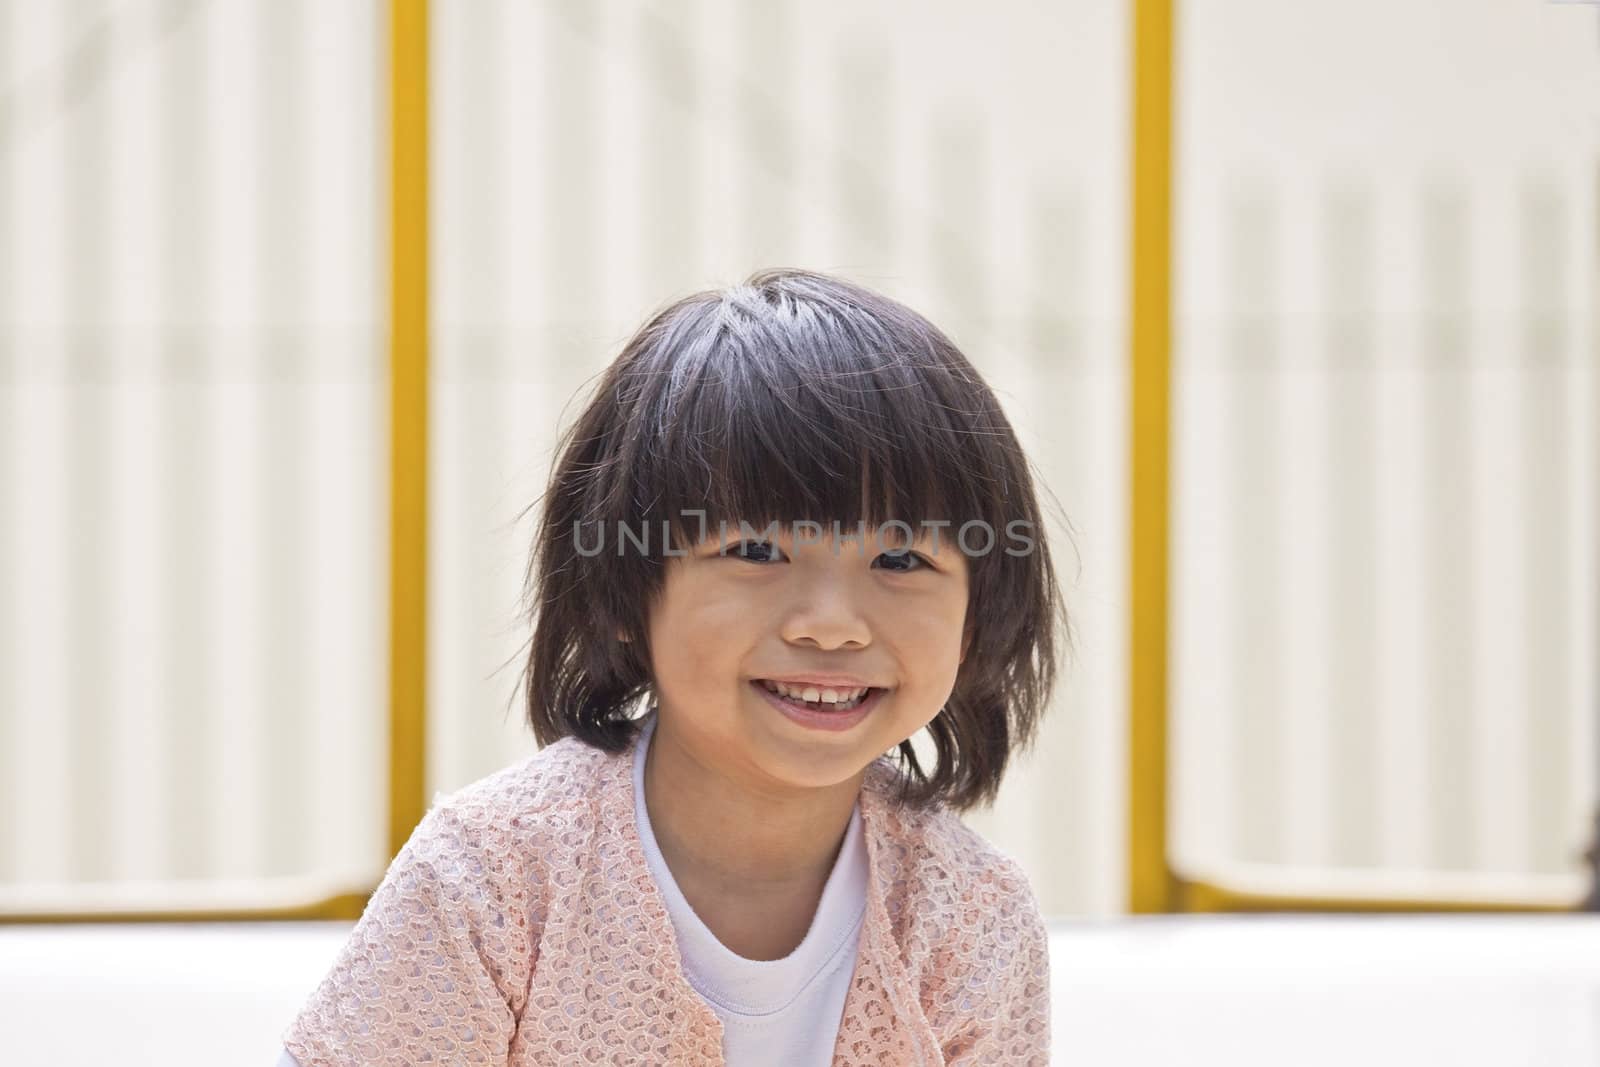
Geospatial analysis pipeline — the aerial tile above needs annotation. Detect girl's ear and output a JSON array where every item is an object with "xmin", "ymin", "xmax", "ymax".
[{"xmin": 616, "ymin": 627, "xmax": 631, "ymax": 643}]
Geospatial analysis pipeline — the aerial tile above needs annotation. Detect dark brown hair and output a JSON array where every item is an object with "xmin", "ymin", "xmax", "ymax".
[{"xmin": 510, "ymin": 268, "xmax": 1074, "ymax": 812}]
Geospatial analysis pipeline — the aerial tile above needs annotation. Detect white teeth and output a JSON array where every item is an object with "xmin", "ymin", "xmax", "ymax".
[{"xmin": 759, "ymin": 679, "xmax": 871, "ymax": 708}]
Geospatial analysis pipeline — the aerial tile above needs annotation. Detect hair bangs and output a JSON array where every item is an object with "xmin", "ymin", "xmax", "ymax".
[{"xmin": 638, "ymin": 296, "xmax": 992, "ymax": 556}]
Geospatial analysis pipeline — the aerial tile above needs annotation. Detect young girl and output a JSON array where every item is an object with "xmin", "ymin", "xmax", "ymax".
[{"xmin": 280, "ymin": 268, "xmax": 1067, "ymax": 1066}]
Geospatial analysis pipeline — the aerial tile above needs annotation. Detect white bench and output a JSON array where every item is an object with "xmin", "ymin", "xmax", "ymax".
[{"xmin": 2, "ymin": 916, "xmax": 1597, "ymax": 1065}]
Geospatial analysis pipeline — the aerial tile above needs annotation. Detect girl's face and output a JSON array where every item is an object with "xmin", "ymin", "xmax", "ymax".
[{"xmin": 644, "ymin": 521, "xmax": 971, "ymax": 792}]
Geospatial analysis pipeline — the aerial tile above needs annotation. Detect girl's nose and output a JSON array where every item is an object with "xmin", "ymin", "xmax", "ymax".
[{"xmin": 777, "ymin": 585, "xmax": 872, "ymax": 650}]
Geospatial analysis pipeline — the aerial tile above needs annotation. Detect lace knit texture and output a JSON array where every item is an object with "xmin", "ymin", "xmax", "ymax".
[{"xmin": 283, "ymin": 713, "xmax": 1051, "ymax": 1066}]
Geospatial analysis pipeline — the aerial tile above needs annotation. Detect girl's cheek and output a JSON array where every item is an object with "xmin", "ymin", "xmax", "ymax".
[{"xmin": 683, "ymin": 585, "xmax": 765, "ymax": 627}]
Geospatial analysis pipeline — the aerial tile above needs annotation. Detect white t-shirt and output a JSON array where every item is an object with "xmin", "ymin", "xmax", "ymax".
[{"xmin": 632, "ymin": 713, "xmax": 869, "ymax": 1067}]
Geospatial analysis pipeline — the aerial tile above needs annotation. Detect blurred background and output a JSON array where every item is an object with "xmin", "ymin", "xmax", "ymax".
[{"xmin": 1, "ymin": 0, "xmax": 1598, "ymax": 1063}]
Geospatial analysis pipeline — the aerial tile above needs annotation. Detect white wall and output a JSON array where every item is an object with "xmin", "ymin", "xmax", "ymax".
[{"xmin": 0, "ymin": 0, "xmax": 1595, "ymax": 919}]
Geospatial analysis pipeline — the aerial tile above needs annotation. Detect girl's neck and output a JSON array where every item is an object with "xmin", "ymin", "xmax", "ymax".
[{"xmin": 641, "ymin": 712, "xmax": 863, "ymax": 902}]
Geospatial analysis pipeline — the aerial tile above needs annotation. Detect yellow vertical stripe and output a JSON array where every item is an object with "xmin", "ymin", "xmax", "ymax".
[
  {"xmin": 389, "ymin": 0, "xmax": 429, "ymax": 861},
  {"xmin": 1128, "ymin": 0, "xmax": 1175, "ymax": 914}
]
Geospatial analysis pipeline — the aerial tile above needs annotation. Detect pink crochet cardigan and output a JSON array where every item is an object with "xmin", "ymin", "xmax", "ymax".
[{"xmin": 283, "ymin": 715, "xmax": 1051, "ymax": 1066}]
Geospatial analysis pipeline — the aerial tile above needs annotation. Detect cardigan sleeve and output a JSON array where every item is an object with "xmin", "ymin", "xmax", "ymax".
[
  {"xmin": 940, "ymin": 856, "xmax": 1052, "ymax": 1067},
  {"xmin": 280, "ymin": 800, "xmax": 529, "ymax": 1067}
]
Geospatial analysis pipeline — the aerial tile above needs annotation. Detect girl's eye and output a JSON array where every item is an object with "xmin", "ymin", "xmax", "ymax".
[
  {"xmin": 875, "ymin": 550, "xmax": 931, "ymax": 574},
  {"xmin": 724, "ymin": 540, "xmax": 784, "ymax": 563},
  {"xmin": 719, "ymin": 541, "xmax": 932, "ymax": 572}
]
